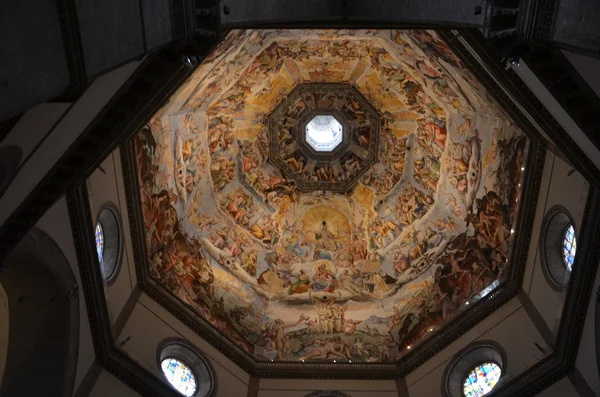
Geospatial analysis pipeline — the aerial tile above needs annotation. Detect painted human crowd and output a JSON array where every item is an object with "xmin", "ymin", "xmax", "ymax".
[{"xmin": 134, "ymin": 29, "xmax": 527, "ymax": 363}]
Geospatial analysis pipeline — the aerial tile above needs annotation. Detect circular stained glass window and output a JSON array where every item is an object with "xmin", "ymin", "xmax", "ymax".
[
  {"xmin": 562, "ymin": 224, "xmax": 576, "ymax": 271},
  {"xmin": 96, "ymin": 205, "xmax": 123, "ymax": 282},
  {"xmin": 95, "ymin": 222, "xmax": 104, "ymax": 264},
  {"xmin": 462, "ymin": 362, "xmax": 502, "ymax": 397},
  {"xmin": 161, "ymin": 358, "xmax": 198, "ymax": 396},
  {"xmin": 305, "ymin": 115, "xmax": 343, "ymax": 152}
]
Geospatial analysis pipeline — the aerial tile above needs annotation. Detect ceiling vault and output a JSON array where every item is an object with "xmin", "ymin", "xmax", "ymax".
[
  {"xmin": 0, "ymin": 3, "xmax": 597, "ymax": 393},
  {"xmin": 0, "ymin": 0, "xmax": 598, "ymax": 394},
  {"xmin": 55, "ymin": 25, "xmax": 600, "ymax": 397},
  {"xmin": 124, "ymin": 28, "xmax": 542, "ymax": 375}
]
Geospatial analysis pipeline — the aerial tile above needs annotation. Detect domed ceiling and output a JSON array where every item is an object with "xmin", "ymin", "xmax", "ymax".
[{"xmin": 134, "ymin": 29, "xmax": 528, "ymax": 365}]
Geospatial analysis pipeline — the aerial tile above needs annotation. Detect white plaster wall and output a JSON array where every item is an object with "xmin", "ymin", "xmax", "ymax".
[
  {"xmin": 88, "ymin": 370, "xmax": 142, "ymax": 397},
  {"xmin": 575, "ymin": 257, "xmax": 600, "ymax": 395},
  {"xmin": 562, "ymin": 50, "xmax": 600, "ymax": 99},
  {"xmin": 512, "ymin": 61, "xmax": 600, "ymax": 170},
  {"xmin": 35, "ymin": 197, "xmax": 96, "ymax": 393},
  {"xmin": 0, "ymin": 102, "xmax": 71, "ymax": 167},
  {"xmin": 522, "ymin": 151, "xmax": 554, "ymax": 299},
  {"xmin": 0, "ymin": 283, "xmax": 8, "ymax": 388},
  {"xmin": 561, "ymin": 48, "xmax": 600, "ymax": 397},
  {"xmin": 522, "ymin": 152, "xmax": 588, "ymax": 335},
  {"xmin": 406, "ymin": 297, "xmax": 547, "ymax": 396},
  {"xmin": 258, "ymin": 378, "xmax": 397, "ymax": 397},
  {"xmin": 118, "ymin": 294, "xmax": 250, "ymax": 397},
  {"xmin": 0, "ymin": 62, "xmax": 142, "ymax": 393},
  {"xmin": 0, "ymin": 60, "xmax": 140, "ymax": 227},
  {"xmin": 87, "ymin": 148, "xmax": 137, "ymax": 327},
  {"xmin": 535, "ymin": 376, "xmax": 579, "ymax": 397}
]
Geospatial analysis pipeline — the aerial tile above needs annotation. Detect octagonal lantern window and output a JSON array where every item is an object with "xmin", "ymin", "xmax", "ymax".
[{"xmin": 305, "ymin": 115, "xmax": 343, "ymax": 152}]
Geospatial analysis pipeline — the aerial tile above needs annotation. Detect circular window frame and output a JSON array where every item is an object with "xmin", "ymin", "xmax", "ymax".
[
  {"xmin": 95, "ymin": 203, "xmax": 124, "ymax": 284},
  {"xmin": 442, "ymin": 340, "xmax": 506, "ymax": 397},
  {"xmin": 539, "ymin": 205, "xmax": 576, "ymax": 291},
  {"xmin": 157, "ymin": 339, "xmax": 216, "ymax": 397}
]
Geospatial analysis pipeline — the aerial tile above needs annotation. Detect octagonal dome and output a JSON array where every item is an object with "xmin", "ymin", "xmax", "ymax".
[
  {"xmin": 132, "ymin": 29, "xmax": 530, "ymax": 369},
  {"xmin": 268, "ymin": 83, "xmax": 381, "ymax": 192},
  {"xmin": 306, "ymin": 115, "xmax": 343, "ymax": 152}
]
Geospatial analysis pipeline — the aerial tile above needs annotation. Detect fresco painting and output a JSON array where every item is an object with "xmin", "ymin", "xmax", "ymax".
[
  {"xmin": 266, "ymin": 83, "xmax": 380, "ymax": 192},
  {"xmin": 134, "ymin": 29, "xmax": 528, "ymax": 363}
]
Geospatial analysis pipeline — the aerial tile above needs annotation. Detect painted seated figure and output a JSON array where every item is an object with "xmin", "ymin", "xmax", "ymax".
[
  {"xmin": 288, "ymin": 269, "xmax": 311, "ymax": 295},
  {"xmin": 313, "ymin": 263, "xmax": 337, "ymax": 292}
]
